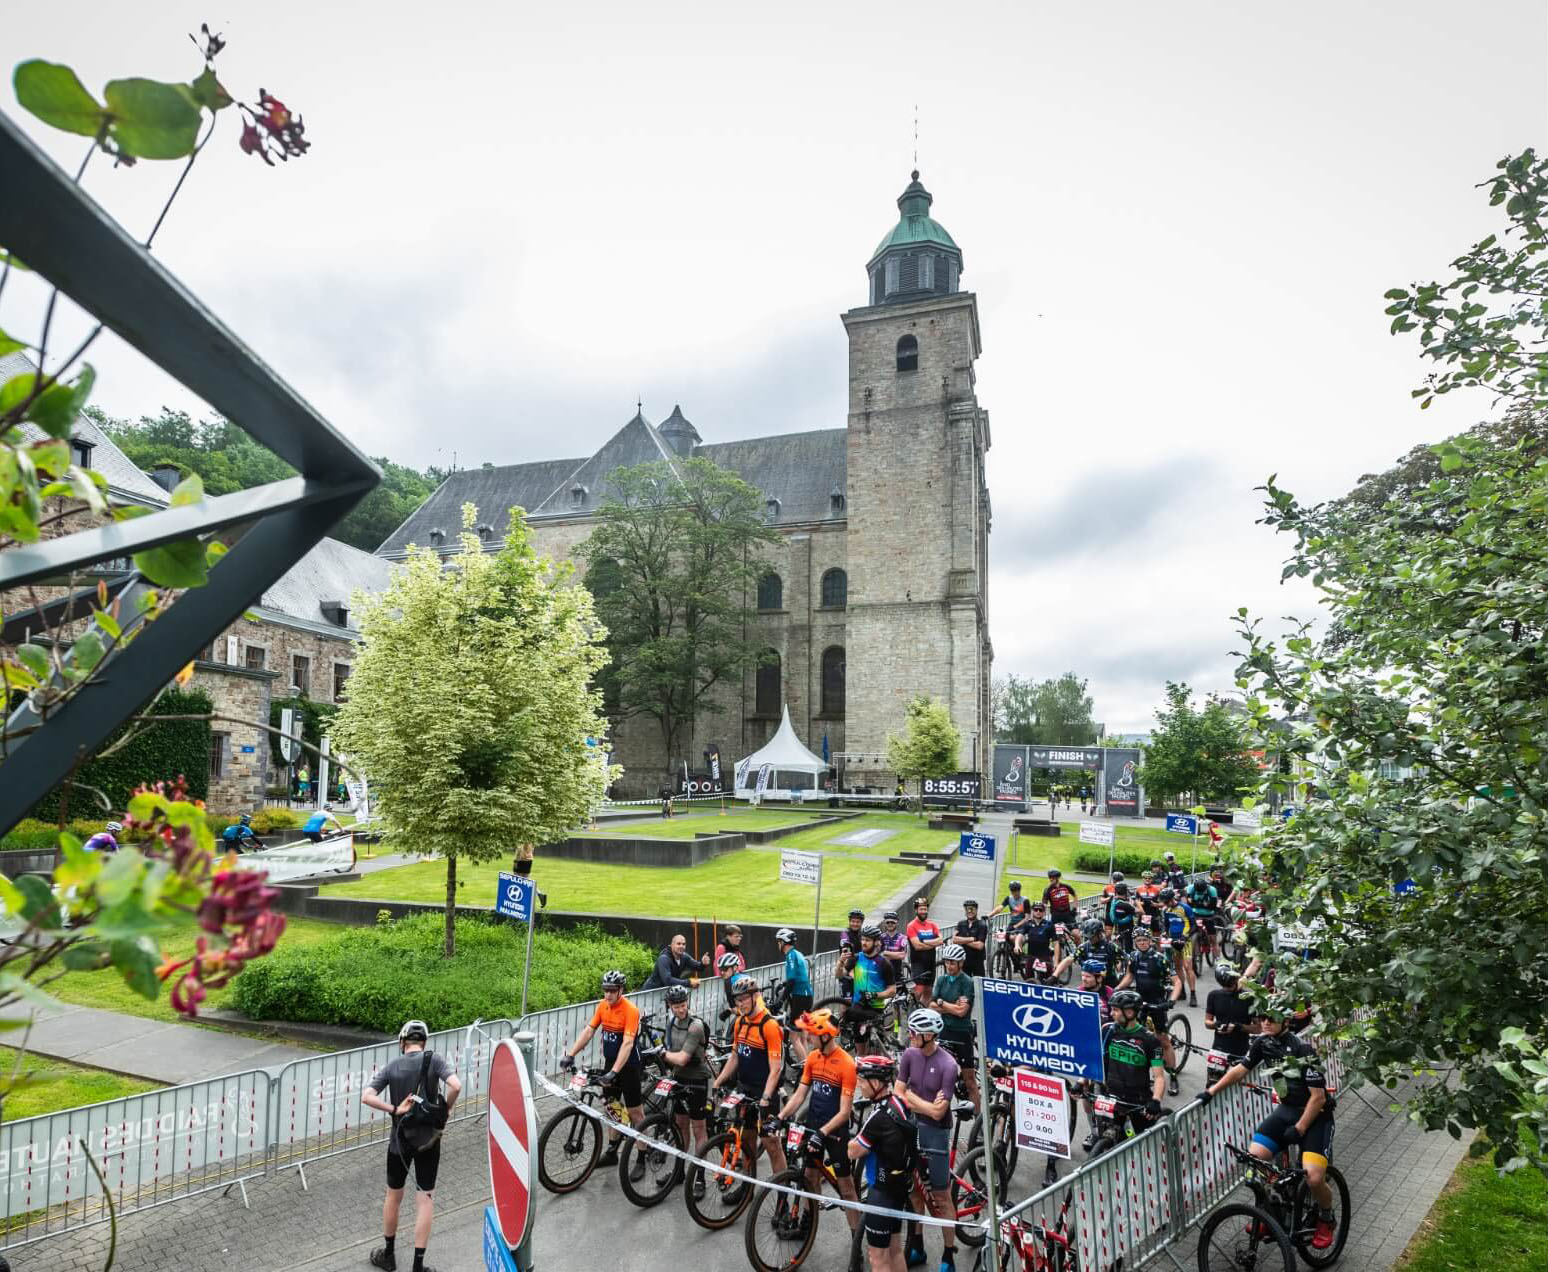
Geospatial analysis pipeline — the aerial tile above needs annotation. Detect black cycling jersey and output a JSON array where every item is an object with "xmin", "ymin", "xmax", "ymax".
[
  {"xmin": 1241, "ymin": 1030, "xmax": 1329, "ymax": 1111},
  {"xmin": 1100, "ymin": 1021, "xmax": 1164, "ymax": 1101},
  {"xmin": 1205, "ymin": 988, "xmax": 1252, "ymax": 1058},
  {"xmin": 855, "ymin": 1093, "xmax": 917, "ymax": 1188},
  {"xmin": 1075, "ymin": 939, "xmax": 1121, "ymax": 985},
  {"xmin": 1019, "ymin": 918, "xmax": 1057, "ymax": 957},
  {"xmin": 953, "ymin": 918, "xmax": 989, "ymax": 977},
  {"xmin": 1126, "ymin": 949, "xmax": 1175, "ymax": 1000}
]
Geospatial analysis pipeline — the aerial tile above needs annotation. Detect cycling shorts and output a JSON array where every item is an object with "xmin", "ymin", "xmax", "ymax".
[
  {"xmin": 1253, "ymin": 1104, "xmax": 1334, "ymax": 1166},
  {"xmin": 804, "ymin": 1122, "xmax": 852, "ymax": 1177},
  {"xmin": 386, "ymin": 1139, "xmax": 440, "ymax": 1191},
  {"xmin": 916, "ymin": 1122, "xmax": 952, "ymax": 1191},
  {"xmin": 941, "ymin": 1035, "xmax": 976, "ymax": 1070},
  {"xmin": 788, "ymin": 993, "xmax": 814, "ymax": 1018},
  {"xmin": 609, "ymin": 1068, "xmax": 643, "ymax": 1109},
  {"xmin": 863, "ymin": 1182, "xmax": 909, "ymax": 1247},
  {"xmin": 670, "ymin": 1080, "xmax": 712, "ymax": 1121}
]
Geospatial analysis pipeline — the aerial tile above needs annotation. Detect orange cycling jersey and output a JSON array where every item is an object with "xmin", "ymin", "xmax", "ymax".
[
  {"xmin": 589, "ymin": 995, "xmax": 641, "ymax": 1067},
  {"xmin": 801, "ymin": 1046, "xmax": 858, "ymax": 1126},
  {"xmin": 731, "ymin": 1009, "xmax": 783, "ymax": 1091}
]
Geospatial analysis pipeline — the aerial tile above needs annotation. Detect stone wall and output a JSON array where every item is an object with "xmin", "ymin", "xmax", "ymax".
[{"xmin": 193, "ymin": 662, "xmax": 276, "ymax": 812}]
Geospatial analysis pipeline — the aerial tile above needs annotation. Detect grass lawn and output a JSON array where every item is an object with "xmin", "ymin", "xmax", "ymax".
[
  {"xmin": 577, "ymin": 809, "xmax": 824, "ymax": 840},
  {"xmin": 46, "ymin": 915, "xmax": 343, "ymax": 1025},
  {"xmin": 1396, "ymin": 1136, "xmax": 1546, "ymax": 1272},
  {"xmin": 767, "ymin": 811, "xmax": 959, "ymax": 858},
  {"xmin": 0, "ymin": 1045, "xmax": 159, "ymax": 1119},
  {"xmin": 320, "ymin": 850, "xmax": 922, "ymax": 924}
]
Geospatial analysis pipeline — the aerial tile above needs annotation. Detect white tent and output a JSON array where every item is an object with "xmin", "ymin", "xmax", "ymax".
[{"xmin": 733, "ymin": 705, "xmax": 829, "ymax": 800}]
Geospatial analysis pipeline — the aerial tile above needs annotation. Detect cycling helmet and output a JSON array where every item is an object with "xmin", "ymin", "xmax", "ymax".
[
  {"xmin": 860, "ymin": 924, "xmax": 883, "ymax": 940},
  {"xmin": 1008, "ymin": 880, "xmax": 1022, "ymax": 891},
  {"xmin": 665, "ymin": 984, "xmax": 691, "ymax": 1004},
  {"xmin": 1111, "ymin": 871, "xmax": 1125, "ymax": 882},
  {"xmin": 1159, "ymin": 888, "xmax": 1176, "ymax": 903},
  {"xmin": 730, "ymin": 973, "xmax": 756, "ymax": 996},
  {"xmin": 1164, "ymin": 852, "xmax": 1176, "ymax": 862},
  {"xmin": 848, "ymin": 908, "xmax": 865, "ymax": 919},
  {"xmin": 1214, "ymin": 961, "xmax": 1239, "ymax": 986},
  {"xmin": 1132, "ymin": 926, "xmax": 1152, "ymax": 942},
  {"xmin": 1082, "ymin": 919, "xmax": 1103, "ymax": 939},
  {"xmin": 883, "ymin": 910, "xmax": 899, "ymax": 922},
  {"xmin": 1030, "ymin": 900, "xmax": 1046, "ymax": 910},
  {"xmin": 1048, "ymin": 868, "xmax": 1061, "ymax": 878},
  {"xmin": 907, "ymin": 1008, "xmax": 945, "ymax": 1037},
  {"xmin": 774, "ymin": 927, "xmax": 797, "ymax": 945},
  {"xmin": 940, "ymin": 943, "xmax": 967, "ymax": 963},
  {"xmin": 398, "ymin": 1019, "xmax": 429, "ymax": 1043},
  {"xmin": 717, "ymin": 952, "xmax": 742, "ymax": 972},
  {"xmin": 1110, "ymin": 989, "xmax": 1143, "ymax": 1013},
  {"xmin": 1113, "ymin": 882, "xmax": 1129, "ymax": 896},
  {"xmin": 963, "ymin": 899, "xmax": 979, "ymax": 909},
  {"xmin": 240, "ymin": 813, "xmax": 253, "ymax": 825},
  {"xmin": 601, "ymin": 969, "xmax": 627, "ymax": 991},
  {"xmin": 856, "ymin": 1054, "xmax": 897, "ymax": 1082},
  {"xmin": 1080, "ymin": 959, "xmax": 1107, "ymax": 977},
  {"xmin": 105, "ymin": 821, "xmax": 123, "ymax": 833},
  {"xmin": 796, "ymin": 1009, "xmax": 840, "ymax": 1039}
]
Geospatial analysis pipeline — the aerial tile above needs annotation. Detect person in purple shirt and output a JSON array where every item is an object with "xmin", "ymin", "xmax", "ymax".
[
  {"xmin": 895, "ymin": 1008, "xmax": 961, "ymax": 1271},
  {"xmin": 83, "ymin": 822, "xmax": 121, "ymax": 853}
]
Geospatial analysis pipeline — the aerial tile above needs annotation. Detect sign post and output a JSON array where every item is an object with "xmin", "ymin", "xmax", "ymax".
[
  {"xmin": 780, "ymin": 848, "xmax": 823, "ymax": 950},
  {"xmin": 496, "ymin": 873, "xmax": 539, "ymax": 1017},
  {"xmin": 488, "ymin": 1036, "xmax": 540, "ymax": 1271}
]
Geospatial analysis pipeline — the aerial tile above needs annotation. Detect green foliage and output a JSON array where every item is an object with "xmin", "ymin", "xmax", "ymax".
[
  {"xmin": 209, "ymin": 806, "xmax": 304, "ymax": 835},
  {"xmin": 578, "ymin": 457, "xmax": 780, "ymax": 764},
  {"xmin": 230, "ymin": 914, "xmax": 654, "ymax": 1030},
  {"xmin": 1135, "ymin": 682, "xmax": 1259, "ymax": 805},
  {"xmin": 13, "ymin": 61, "xmax": 104, "ymax": 137},
  {"xmin": 995, "ymin": 672, "xmax": 1098, "ymax": 746},
  {"xmin": 1398, "ymin": 1127, "xmax": 1546, "ymax": 1272},
  {"xmin": 331, "ymin": 505, "xmax": 613, "ymax": 956},
  {"xmin": 1072, "ymin": 848, "xmax": 1179, "ymax": 876},
  {"xmin": 0, "ymin": 819, "xmax": 108, "ymax": 854},
  {"xmin": 886, "ymin": 696, "xmax": 962, "ymax": 806},
  {"xmin": 29, "ymin": 689, "xmax": 211, "ymax": 821},
  {"xmin": 0, "ymin": 1044, "xmax": 160, "ymax": 1120}
]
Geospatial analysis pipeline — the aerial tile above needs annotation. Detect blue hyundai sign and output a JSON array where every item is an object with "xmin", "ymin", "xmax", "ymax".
[
  {"xmin": 495, "ymin": 872, "xmax": 536, "ymax": 923},
  {"xmin": 483, "ymin": 1206, "xmax": 520, "ymax": 1272},
  {"xmin": 1165, "ymin": 813, "xmax": 1198, "ymax": 836},
  {"xmin": 958, "ymin": 831, "xmax": 996, "ymax": 862},
  {"xmin": 980, "ymin": 978, "xmax": 1105, "ymax": 1080}
]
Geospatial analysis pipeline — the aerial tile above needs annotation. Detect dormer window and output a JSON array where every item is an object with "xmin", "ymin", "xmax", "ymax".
[
  {"xmin": 71, "ymin": 437, "xmax": 95, "ymax": 469},
  {"xmin": 764, "ymin": 497, "xmax": 781, "ymax": 523},
  {"xmin": 571, "ymin": 484, "xmax": 587, "ymax": 508},
  {"xmin": 321, "ymin": 600, "xmax": 350, "ymax": 627},
  {"xmin": 476, "ymin": 522, "xmax": 494, "ymax": 542},
  {"xmin": 830, "ymin": 487, "xmax": 845, "ymax": 514},
  {"xmin": 428, "ymin": 528, "xmax": 445, "ymax": 546}
]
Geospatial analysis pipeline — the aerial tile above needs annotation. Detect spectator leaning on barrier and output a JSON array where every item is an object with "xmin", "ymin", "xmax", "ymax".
[
  {"xmin": 362, "ymin": 1020, "xmax": 462, "ymax": 1272},
  {"xmin": 642, "ymin": 933, "xmax": 705, "ymax": 990}
]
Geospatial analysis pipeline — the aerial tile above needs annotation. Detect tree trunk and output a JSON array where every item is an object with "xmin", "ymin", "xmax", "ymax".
[{"xmin": 444, "ymin": 852, "xmax": 457, "ymax": 959}]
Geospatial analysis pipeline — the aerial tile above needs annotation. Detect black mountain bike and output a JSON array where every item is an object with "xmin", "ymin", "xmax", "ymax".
[{"xmin": 1196, "ymin": 1144, "xmax": 1351, "ymax": 1272}]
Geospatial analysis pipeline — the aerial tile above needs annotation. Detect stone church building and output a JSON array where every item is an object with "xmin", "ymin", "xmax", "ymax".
[{"xmin": 378, "ymin": 173, "xmax": 993, "ymax": 794}]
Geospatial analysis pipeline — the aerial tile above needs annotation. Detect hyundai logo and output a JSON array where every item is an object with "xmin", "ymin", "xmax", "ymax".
[{"xmin": 1011, "ymin": 1004, "xmax": 1065, "ymax": 1038}]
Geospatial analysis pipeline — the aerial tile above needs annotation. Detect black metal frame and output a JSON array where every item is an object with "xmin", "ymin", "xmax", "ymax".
[{"xmin": 0, "ymin": 112, "xmax": 380, "ymax": 833}]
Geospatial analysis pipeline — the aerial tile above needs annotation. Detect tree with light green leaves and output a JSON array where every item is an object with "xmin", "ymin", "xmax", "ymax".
[
  {"xmin": 1234, "ymin": 149, "xmax": 1548, "ymax": 1174},
  {"xmin": 1135, "ymin": 681, "xmax": 1258, "ymax": 806},
  {"xmin": 331, "ymin": 505, "xmax": 613, "ymax": 957},
  {"xmin": 886, "ymin": 696, "xmax": 961, "ymax": 812}
]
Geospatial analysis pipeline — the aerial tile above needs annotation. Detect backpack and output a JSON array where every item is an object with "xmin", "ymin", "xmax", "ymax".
[{"xmin": 396, "ymin": 1050, "xmax": 449, "ymax": 1153}]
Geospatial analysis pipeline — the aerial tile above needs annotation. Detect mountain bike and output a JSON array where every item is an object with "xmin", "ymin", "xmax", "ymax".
[
  {"xmin": 537, "ymin": 1067, "xmax": 663, "ymax": 1194},
  {"xmin": 1084, "ymin": 1091, "xmax": 1161, "ymax": 1159},
  {"xmin": 1195, "ymin": 1144, "xmax": 1351, "ymax": 1271},
  {"xmin": 616, "ymin": 1074, "xmax": 696, "ymax": 1208},
  {"xmin": 992, "ymin": 929, "xmax": 1023, "ymax": 980},
  {"xmin": 972, "ymin": 1180, "xmax": 1080, "ymax": 1272},
  {"xmin": 744, "ymin": 1120, "xmax": 860, "ymax": 1271},
  {"xmin": 967, "ymin": 1060, "xmax": 1020, "ymax": 1178},
  {"xmin": 683, "ymin": 1089, "xmax": 767, "ymax": 1230}
]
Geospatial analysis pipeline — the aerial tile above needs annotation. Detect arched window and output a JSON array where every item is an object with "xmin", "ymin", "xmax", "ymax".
[
  {"xmin": 896, "ymin": 334, "xmax": 918, "ymax": 372},
  {"xmin": 757, "ymin": 572, "xmax": 783, "ymax": 611},
  {"xmin": 821, "ymin": 646, "xmax": 845, "ymax": 717},
  {"xmin": 820, "ymin": 568, "xmax": 847, "ymax": 608},
  {"xmin": 755, "ymin": 651, "xmax": 781, "ymax": 716}
]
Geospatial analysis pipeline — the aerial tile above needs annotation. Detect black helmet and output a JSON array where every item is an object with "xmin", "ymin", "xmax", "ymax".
[
  {"xmin": 1048, "ymin": 868, "xmax": 1061, "ymax": 878},
  {"xmin": 240, "ymin": 813, "xmax": 253, "ymax": 825},
  {"xmin": 601, "ymin": 969, "xmax": 627, "ymax": 991},
  {"xmin": 1214, "ymin": 961, "xmax": 1239, "ymax": 987},
  {"xmin": 1110, "ymin": 989, "xmax": 1143, "ymax": 1012},
  {"xmin": 1082, "ymin": 919, "xmax": 1103, "ymax": 939},
  {"xmin": 860, "ymin": 924, "xmax": 883, "ymax": 940},
  {"xmin": 665, "ymin": 984, "xmax": 691, "ymax": 1004},
  {"xmin": 1111, "ymin": 870, "xmax": 1125, "ymax": 882},
  {"xmin": 963, "ymin": 899, "xmax": 979, "ymax": 909},
  {"xmin": 1008, "ymin": 880, "xmax": 1022, "ymax": 891},
  {"xmin": 883, "ymin": 910, "xmax": 899, "ymax": 922},
  {"xmin": 848, "ymin": 908, "xmax": 865, "ymax": 919},
  {"xmin": 1114, "ymin": 882, "xmax": 1129, "ymax": 895}
]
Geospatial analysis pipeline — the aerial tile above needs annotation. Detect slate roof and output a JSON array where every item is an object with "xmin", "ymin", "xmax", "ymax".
[
  {"xmin": 1, "ymin": 350, "xmax": 171, "ymax": 507},
  {"xmin": 698, "ymin": 428, "xmax": 847, "ymax": 525},
  {"xmin": 375, "ymin": 456, "xmax": 585, "ymax": 556},
  {"xmin": 253, "ymin": 536, "xmax": 394, "ymax": 637}
]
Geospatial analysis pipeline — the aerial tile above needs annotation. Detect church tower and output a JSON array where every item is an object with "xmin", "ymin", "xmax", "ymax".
[{"xmin": 842, "ymin": 172, "xmax": 992, "ymax": 781}]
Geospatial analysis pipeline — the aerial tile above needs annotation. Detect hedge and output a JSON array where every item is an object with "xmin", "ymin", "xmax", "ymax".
[
  {"xmin": 209, "ymin": 807, "xmax": 307, "ymax": 836},
  {"xmin": 230, "ymin": 914, "xmax": 655, "ymax": 1032},
  {"xmin": 29, "ymin": 688, "xmax": 212, "ymax": 821},
  {"xmin": 1072, "ymin": 848, "xmax": 1225, "ymax": 877},
  {"xmin": 0, "ymin": 819, "xmax": 107, "ymax": 854}
]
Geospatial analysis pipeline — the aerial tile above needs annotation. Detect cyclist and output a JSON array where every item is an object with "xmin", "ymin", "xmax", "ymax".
[
  {"xmin": 1115, "ymin": 926, "xmax": 1183, "ymax": 1094},
  {"xmin": 1042, "ymin": 868, "xmax": 1079, "ymax": 929},
  {"xmin": 952, "ymin": 900, "xmax": 988, "ymax": 978},
  {"xmin": 987, "ymin": 878, "xmax": 1030, "ymax": 924},
  {"xmin": 1199, "ymin": 1004, "xmax": 1339, "ymax": 1251},
  {"xmin": 849, "ymin": 924, "xmax": 899, "ymax": 1046},
  {"xmin": 660, "ymin": 984, "xmax": 713, "ymax": 1156},
  {"xmin": 1136, "ymin": 865, "xmax": 1165, "ymax": 931},
  {"xmin": 777, "ymin": 928, "xmax": 813, "ymax": 1062},
  {"xmin": 776, "ymin": 1010, "xmax": 860, "ymax": 1235},
  {"xmin": 1158, "ymin": 888, "xmax": 1199, "ymax": 1005},
  {"xmin": 1203, "ymin": 960, "xmax": 1252, "ymax": 1082},
  {"xmin": 302, "ymin": 807, "xmax": 346, "ymax": 842},
  {"xmin": 559, "ymin": 970, "xmax": 645, "ymax": 1167},
  {"xmin": 1019, "ymin": 901, "xmax": 1059, "ymax": 982},
  {"xmin": 1054, "ymin": 918, "xmax": 1120, "ymax": 987},
  {"xmin": 1078, "ymin": 958, "xmax": 1113, "ymax": 1023},
  {"xmin": 221, "ymin": 813, "xmax": 261, "ymax": 853},
  {"xmin": 931, "ymin": 944, "xmax": 978, "ymax": 1105},
  {"xmin": 838, "ymin": 908, "xmax": 867, "ymax": 999},
  {"xmin": 905, "ymin": 897, "xmax": 944, "ymax": 1008},
  {"xmin": 848, "ymin": 1054, "xmax": 915, "ymax": 1272},
  {"xmin": 1163, "ymin": 852, "xmax": 1186, "ymax": 894},
  {"xmin": 716, "ymin": 951, "xmax": 745, "ymax": 1010},
  {"xmin": 1106, "ymin": 881, "xmax": 1139, "ymax": 951},
  {"xmin": 1086, "ymin": 989, "xmax": 1166, "ymax": 1150},
  {"xmin": 896, "ymin": 1008, "xmax": 960, "ymax": 1272},
  {"xmin": 83, "ymin": 821, "xmax": 121, "ymax": 853},
  {"xmin": 1185, "ymin": 876, "xmax": 1221, "ymax": 958},
  {"xmin": 711, "ymin": 973, "xmax": 788, "ymax": 1175},
  {"xmin": 1209, "ymin": 865, "xmax": 1235, "ymax": 911},
  {"xmin": 880, "ymin": 911, "xmax": 910, "ymax": 973}
]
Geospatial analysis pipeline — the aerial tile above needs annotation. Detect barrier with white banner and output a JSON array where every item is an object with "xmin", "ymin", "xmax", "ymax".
[{"xmin": 233, "ymin": 833, "xmax": 355, "ymax": 884}]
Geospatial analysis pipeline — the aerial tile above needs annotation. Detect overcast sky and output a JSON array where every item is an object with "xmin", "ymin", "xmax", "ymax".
[{"xmin": 6, "ymin": 2, "xmax": 1544, "ymax": 732}]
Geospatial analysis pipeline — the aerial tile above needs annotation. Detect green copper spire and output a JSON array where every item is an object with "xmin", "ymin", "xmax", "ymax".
[{"xmin": 868, "ymin": 170, "xmax": 961, "ymax": 266}]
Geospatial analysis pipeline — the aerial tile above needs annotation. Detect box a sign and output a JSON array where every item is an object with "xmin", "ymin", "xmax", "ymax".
[
  {"xmin": 1078, "ymin": 821, "xmax": 1114, "ymax": 847},
  {"xmin": 1014, "ymin": 1070, "xmax": 1072, "ymax": 1159},
  {"xmin": 958, "ymin": 832, "xmax": 996, "ymax": 862},
  {"xmin": 1165, "ymin": 813, "xmax": 1198, "ymax": 836},
  {"xmin": 981, "ymin": 979, "xmax": 1105, "ymax": 1080},
  {"xmin": 495, "ymin": 872, "xmax": 536, "ymax": 923}
]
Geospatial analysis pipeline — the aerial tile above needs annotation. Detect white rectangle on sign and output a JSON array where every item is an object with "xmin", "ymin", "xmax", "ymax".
[
  {"xmin": 1235, "ymin": 810, "xmax": 1261, "ymax": 830},
  {"xmin": 779, "ymin": 849, "xmax": 821, "ymax": 886},
  {"xmin": 1014, "ymin": 1069, "xmax": 1071, "ymax": 1159},
  {"xmin": 1078, "ymin": 822, "xmax": 1114, "ymax": 847}
]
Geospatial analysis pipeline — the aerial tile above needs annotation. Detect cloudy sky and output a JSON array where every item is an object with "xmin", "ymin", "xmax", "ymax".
[{"xmin": 5, "ymin": 2, "xmax": 1542, "ymax": 732}]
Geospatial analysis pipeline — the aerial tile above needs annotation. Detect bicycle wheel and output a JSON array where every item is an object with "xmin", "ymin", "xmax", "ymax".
[
  {"xmin": 744, "ymin": 1167, "xmax": 820, "ymax": 1271},
  {"xmin": 1191, "ymin": 935, "xmax": 1203, "ymax": 978},
  {"xmin": 684, "ymin": 1129, "xmax": 757, "ymax": 1230},
  {"xmin": 1196, "ymin": 1202, "xmax": 1295, "ymax": 1272},
  {"xmin": 1292, "ymin": 1165, "xmax": 1351, "ymax": 1268},
  {"xmin": 617, "ymin": 1113, "xmax": 684, "ymax": 1208},
  {"xmin": 1167, "ymin": 1013, "xmax": 1193, "ymax": 1075},
  {"xmin": 537, "ymin": 1105, "xmax": 601, "ymax": 1195},
  {"xmin": 1057, "ymin": 950, "xmax": 1074, "ymax": 985},
  {"xmin": 966, "ymin": 1104, "xmax": 1018, "ymax": 1178},
  {"xmin": 951, "ymin": 1145, "xmax": 1007, "ymax": 1249},
  {"xmin": 992, "ymin": 942, "xmax": 1017, "ymax": 979}
]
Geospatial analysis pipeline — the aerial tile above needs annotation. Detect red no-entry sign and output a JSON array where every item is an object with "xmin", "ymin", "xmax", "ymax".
[{"xmin": 488, "ymin": 1039, "xmax": 539, "ymax": 1250}]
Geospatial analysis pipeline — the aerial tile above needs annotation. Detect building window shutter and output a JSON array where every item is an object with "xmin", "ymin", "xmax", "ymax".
[
  {"xmin": 884, "ymin": 257, "xmax": 899, "ymax": 296},
  {"xmin": 920, "ymin": 254, "xmax": 934, "ymax": 289}
]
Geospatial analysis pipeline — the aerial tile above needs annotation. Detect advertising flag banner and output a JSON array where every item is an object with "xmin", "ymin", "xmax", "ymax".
[
  {"xmin": 1101, "ymin": 748, "xmax": 1142, "ymax": 816},
  {"xmin": 992, "ymin": 744, "xmax": 1030, "ymax": 809}
]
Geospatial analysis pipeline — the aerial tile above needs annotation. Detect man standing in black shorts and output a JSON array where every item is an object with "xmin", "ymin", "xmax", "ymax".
[
  {"xmin": 847, "ymin": 1054, "xmax": 915, "ymax": 1272},
  {"xmin": 362, "ymin": 1020, "xmax": 462, "ymax": 1272},
  {"xmin": 953, "ymin": 900, "xmax": 988, "ymax": 978}
]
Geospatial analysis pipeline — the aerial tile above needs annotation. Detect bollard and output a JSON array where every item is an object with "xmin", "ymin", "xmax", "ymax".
[{"xmin": 514, "ymin": 1031, "xmax": 539, "ymax": 1271}]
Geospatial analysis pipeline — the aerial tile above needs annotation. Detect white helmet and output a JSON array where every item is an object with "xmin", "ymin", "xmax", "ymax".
[
  {"xmin": 717, "ymin": 953, "xmax": 742, "ymax": 972},
  {"xmin": 775, "ymin": 927, "xmax": 797, "ymax": 945},
  {"xmin": 940, "ymin": 943, "xmax": 967, "ymax": 963},
  {"xmin": 907, "ymin": 1008, "xmax": 944, "ymax": 1037}
]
